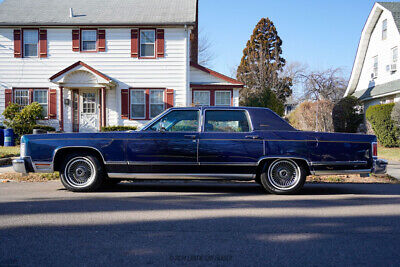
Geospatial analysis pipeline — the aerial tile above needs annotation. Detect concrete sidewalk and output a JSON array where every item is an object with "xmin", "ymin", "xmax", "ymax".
[{"xmin": 387, "ymin": 161, "xmax": 400, "ymax": 180}]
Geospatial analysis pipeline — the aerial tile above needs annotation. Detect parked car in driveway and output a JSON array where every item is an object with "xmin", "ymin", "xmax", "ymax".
[{"xmin": 12, "ymin": 107, "xmax": 388, "ymax": 194}]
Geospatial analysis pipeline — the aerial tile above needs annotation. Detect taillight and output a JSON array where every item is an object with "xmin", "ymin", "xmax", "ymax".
[{"xmin": 372, "ymin": 142, "xmax": 378, "ymax": 158}]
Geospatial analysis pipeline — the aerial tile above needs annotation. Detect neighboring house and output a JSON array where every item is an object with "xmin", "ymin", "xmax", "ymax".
[
  {"xmin": 345, "ymin": 2, "xmax": 400, "ymax": 111},
  {"xmin": 284, "ymin": 96, "xmax": 298, "ymax": 116},
  {"xmin": 0, "ymin": 0, "xmax": 243, "ymax": 133}
]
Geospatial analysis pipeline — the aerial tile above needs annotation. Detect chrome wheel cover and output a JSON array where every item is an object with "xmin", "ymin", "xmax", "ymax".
[
  {"xmin": 267, "ymin": 159, "xmax": 301, "ymax": 190},
  {"xmin": 64, "ymin": 157, "xmax": 96, "ymax": 188}
]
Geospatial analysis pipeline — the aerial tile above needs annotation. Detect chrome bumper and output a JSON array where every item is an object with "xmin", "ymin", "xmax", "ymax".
[
  {"xmin": 12, "ymin": 158, "xmax": 28, "ymax": 173},
  {"xmin": 372, "ymin": 159, "xmax": 388, "ymax": 174}
]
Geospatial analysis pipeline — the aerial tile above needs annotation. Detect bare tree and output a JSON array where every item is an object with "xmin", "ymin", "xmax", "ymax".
[{"xmin": 198, "ymin": 29, "xmax": 214, "ymax": 67}]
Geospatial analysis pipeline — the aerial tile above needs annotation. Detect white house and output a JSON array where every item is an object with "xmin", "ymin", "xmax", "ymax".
[
  {"xmin": 0, "ymin": 0, "xmax": 243, "ymax": 133},
  {"xmin": 345, "ymin": 2, "xmax": 400, "ymax": 111}
]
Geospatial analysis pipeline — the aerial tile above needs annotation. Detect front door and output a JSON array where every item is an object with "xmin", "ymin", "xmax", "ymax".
[{"xmin": 79, "ymin": 89, "xmax": 99, "ymax": 133}]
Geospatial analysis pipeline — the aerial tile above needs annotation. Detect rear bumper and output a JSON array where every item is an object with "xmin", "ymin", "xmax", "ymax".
[{"xmin": 372, "ymin": 159, "xmax": 388, "ymax": 175}]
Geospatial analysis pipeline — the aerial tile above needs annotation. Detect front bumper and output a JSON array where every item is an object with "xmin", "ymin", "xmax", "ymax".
[
  {"xmin": 12, "ymin": 157, "xmax": 34, "ymax": 174},
  {"xmin": 372, "ymin": 159, "xmax": 388, "ymax": 174}
]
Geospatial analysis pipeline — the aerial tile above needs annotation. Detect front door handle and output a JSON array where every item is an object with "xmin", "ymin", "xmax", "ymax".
[
  {"xmin": 184, "ymin": 135, "xmax": 197, "ymax": 139},
  {"xmin": 245, "ymin": 135, "xmax": 260, "ymax": 140}
]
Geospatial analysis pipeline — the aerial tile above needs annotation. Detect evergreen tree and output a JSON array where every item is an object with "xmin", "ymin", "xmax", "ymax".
[{"xmin": 237, "ymin": 18, "xmax": 292, "ymax": 112}]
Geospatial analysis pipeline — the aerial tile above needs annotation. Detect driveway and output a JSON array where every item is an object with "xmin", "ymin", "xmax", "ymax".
[{"xmin": 1, "ymin": 180, "xmax": 400, "ymax": 266}]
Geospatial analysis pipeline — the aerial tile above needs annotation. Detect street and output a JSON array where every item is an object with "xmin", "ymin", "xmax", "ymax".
[{"xmin": 1, "ymin": 180, "xmax": 400, "ymax": 266}]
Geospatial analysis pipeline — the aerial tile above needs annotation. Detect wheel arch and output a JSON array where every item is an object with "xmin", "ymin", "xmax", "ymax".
[
  {"xmin": 256, "ymin": 157, "xmax": 312, "ymax": 180},
  {"xmin": 53, "ymin": 146, "xmax": 106, "ymax": 172}
]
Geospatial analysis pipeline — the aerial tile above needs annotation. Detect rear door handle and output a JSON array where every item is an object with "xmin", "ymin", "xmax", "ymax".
[
  {"xmin": 184, "ymin": 135, "xmax": 197, "ymax": 139},
  {"xmin": 245, "ymin": 135, "xmax": 260, "ymax": 140}
]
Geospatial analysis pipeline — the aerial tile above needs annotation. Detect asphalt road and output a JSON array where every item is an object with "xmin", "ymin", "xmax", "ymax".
[{"xmin": 1, "ymin": 180, "xmax": 400, "ymax": 266}]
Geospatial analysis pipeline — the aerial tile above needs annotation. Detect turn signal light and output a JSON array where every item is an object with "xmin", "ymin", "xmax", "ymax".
[{"xmin": 372, "ymin": 142, "xmax": 378, "ymax": 158}]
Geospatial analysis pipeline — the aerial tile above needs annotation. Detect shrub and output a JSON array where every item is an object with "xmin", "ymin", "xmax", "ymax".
[
  {"xmin": 288, "ymin": 100, "xmax": 334, "ymax": 132},
  {"xmin": 366, "ymin": 103, "xmax": 400, "ymax": 147},
  {"xmin": 32, "ymin": 125, "xmax": 56, "ymax": 132},
  {"xmin": 332, "ymin": 96, "xmax": 364, "ymax": 133},
  {"xmin": 391, "ymin": 102, "xmax": 400, "ymax": 126},
  {"xmin": 101, "ymin": 126, "xmax": 137, "ymax": 132}
]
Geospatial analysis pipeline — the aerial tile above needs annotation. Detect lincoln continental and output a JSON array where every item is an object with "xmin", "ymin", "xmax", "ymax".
[{"xmin": 12, "ymin": 107, "xmax": 387, "ymax": 194}]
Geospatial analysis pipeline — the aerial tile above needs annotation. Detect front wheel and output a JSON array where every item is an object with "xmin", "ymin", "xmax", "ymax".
[
  {"xmin": 60, "ymin": 153, "xmax": 105, "ymax": 192},
  {"xmin": 260, "ymin": 159, "xmax": 306, "ymax": 194}
]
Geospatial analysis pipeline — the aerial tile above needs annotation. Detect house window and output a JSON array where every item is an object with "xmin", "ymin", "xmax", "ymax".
[
  {"xmin": 14, "ymin": 89, "xmax": 30, "ymax": 108},
  {"xmin": 23, "ymin": 30, "xmax": 38, "ymax": 57},
  {"xmin": 193, "ymin": 91, "xmax": 210, "ymax": 106},
  {"xmin": 130, "ymin": 90, "xmax": 146, "ymax": 119},
  {"xmin": 382, "ymin": 19, "xmax": 388, "ymax": 40},
  {"xmin": 14, "ymin": 88, "xmax": 48, "ymax": 118},
  {"xmin": 373, "ymin": 56, "xmax": 378, "ymax": 78},
  {"xmin": 140, "ymin": 30, "xmax": 155, "ymax": 57},
  {"xmin": 215, "ymin": 91, "xmax": 232, "ymax": 106},
  {"xmin": 33, "ymin": 90, "xmax": 48, "ymax": 117},
  {"xmin": 393, "ymin": 47, "xmax": 398, "ymax": 63},
  {"xmin": 81, "ymin": 30, "xmax": 97, "ymax": 51},
  {"xmin": 149, "ymin": 90, "xmax": 164, "ymax": 118}
]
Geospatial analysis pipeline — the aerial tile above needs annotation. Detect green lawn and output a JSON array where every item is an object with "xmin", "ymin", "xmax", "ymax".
[
  {"xmin": 378, "ymin": 146, "xmax": 400, "ymax": 162},
  {"xmin": 0, "ymin": 146, "xmax": 20, "ymax": 159}
]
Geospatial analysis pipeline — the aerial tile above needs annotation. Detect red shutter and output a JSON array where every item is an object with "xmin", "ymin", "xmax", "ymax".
[
  {"xmin": 39, "ymin": 29, "xmax": 47, "ymax": 58},
  {"xmin": 5, "ymin": 89, "xmax": 12, "ymax": 108},
  {"xmin": 14, "ymin": 29, "xmax": 22, "ymax": 58},
  {"xmin": 121, "ymin": 89, "xmax": 129, "ymax": 119},
  {"xmin": 131, "ymin": 29, "xmax": 139, "ymax": 58},
  {"xmin": 156, "ymin": 29, "xmax": 165, "ymax": 58},
  {"xmin": 98, "ymin": 29, "xmax": 106, "ymax": 52},
  {"xmin": 49, "ymin": 89, "xmax": 57, "ymax": 119},
  {"xmin": 165, "ymin": 89, "xmax": 174, "ymax": 109},
  {"xmin": 72, "ymin": 29, "xmax": 80, "ymax": 52}
]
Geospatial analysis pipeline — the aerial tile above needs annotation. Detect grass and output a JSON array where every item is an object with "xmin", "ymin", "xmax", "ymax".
[
  {"xmin": 378, "ymin": 145, "xmax": 400, "ymax": 162},
  {"xmin": 0, "ymin": 172, "xmax": 59, "ymax": 182},
  {"xmin": 0, "ymin": 146, "xmax": 20, "ymax": 159},
  {"xmin": 307, "ymin": 174, "xmax": 400, "ymax": 184}
]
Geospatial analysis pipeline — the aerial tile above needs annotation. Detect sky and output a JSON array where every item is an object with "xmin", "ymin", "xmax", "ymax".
[{"xmin": 199, "ymin": 0, "xmax": 381, "ymax": 78}]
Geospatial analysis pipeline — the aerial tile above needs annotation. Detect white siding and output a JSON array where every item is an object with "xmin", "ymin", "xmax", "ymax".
[
  {"xmin": 355, "ymin": 9, "xmax": 400, "ymax": 93},
  {"xmin": 0, "ymin": 27, "xmax": 188, "ymax": 130},
  {"xmin": 190, "ymin": 66, "xmax": 228, "ymax": 84}
]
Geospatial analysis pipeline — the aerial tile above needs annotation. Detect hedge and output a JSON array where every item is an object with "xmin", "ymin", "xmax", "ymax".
[
  {"xmin": 366, "ymin": 103, "xmax": 400, "ymax": 147},
  {"xmin": 101, "ymin": 126, "xmax": 138, "ymax": 132},
  {"xmin": 332, "ymin": 96, "xmax": 363, "ymax": 133}
]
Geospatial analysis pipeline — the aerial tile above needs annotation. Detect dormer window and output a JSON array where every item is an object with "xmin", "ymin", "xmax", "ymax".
[
  {"xmin": 81, "ymin": 30, "xmax": 97, "ymax": 51},
  {"xmin": 140, "ymin": 29, "xmax": 155, "ymax": 58},
  {"xmin": 23, "ymin": 29, "xmax": 38, "ymax": 57},
  {"xmin": 393, "ymin": 47, "xmax": 398, "ymax": 62},
  {"xmin": 382, "ymin": 19, "xmax": 387, "ymax": 40}
]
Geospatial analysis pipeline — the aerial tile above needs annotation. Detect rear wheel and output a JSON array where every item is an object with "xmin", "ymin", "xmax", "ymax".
[
  {"xmin": 60, "ymin": 153, "xmax": 105, "ymax": 192},
  {"xmin": 260, "ymin": 159, "xmax": 306, "ymax": 194}
]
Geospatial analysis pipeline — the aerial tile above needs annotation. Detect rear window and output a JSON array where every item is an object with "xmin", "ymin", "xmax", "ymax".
[{"xmin": 204, "ymin": 110, "xmax": 250, "ymax": 132}]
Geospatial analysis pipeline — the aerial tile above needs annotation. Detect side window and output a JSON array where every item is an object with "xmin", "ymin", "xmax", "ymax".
[
  {"xmin": 148, "ymin": 110, "xmax": 199, "ymax": 132},
  {"xmin": 204, "ymin": 110, "xmax": 250, "ymax": 133}
]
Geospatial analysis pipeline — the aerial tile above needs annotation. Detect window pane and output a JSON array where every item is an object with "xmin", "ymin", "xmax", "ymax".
[
  {"xmin": 150, "ymin": 104, "xmax": 164, "ymax": 118},
  {"xmin": 82, "ymin": 30, "xmax": 97, "ymax": 41},
  {"xmin": 33, "ymin": 90, "xmax": 48, "ymax": 117},
  {"xmin": 150, "ymin": 90, "xmax": 163, "ymax": 104},
  {"xmin": 140, "ymin": 44, "xmax": 155, "ymax": 57},
  {"xmin": 393, "ymin": 47, "xmax": 398, "ymax": 62},
  {"xmin": 148, "ymin": 110, "xmax": 199, "ymax": 132},
  {"xmin": 215, "ymin": 91, "xmax": 231, "ymax": 106},
  {"xmin": 131, "ymin": 90, "xmax": 145, "ymax": 118},
  {"xmin": 24, "ymin": 44, "xmax": 38, "ymax": 57},
  {"xmin": 14, "ymin": 90, "xmax": 29, "ymax": 109},
  {"xmin": 82, "ymin": 93, "xmax": 96, "ymax": 114},
  {"xmin": 140, "ymin": 30, "xmax": 155, "ymax": 43},
  {"xmin": 205, "ymin": 110, "xmax": 250, "ymax": 133},
  {"xmin": 82, "ymin": 41, "xmax": 96, "ymax": 51},
  {"xmin": 23, "ymin": 30, "xmax": 38, "ymax": 44},
  {"xmin": 193, "ymin": 91, "xmax": 210, "ymax": 106}
]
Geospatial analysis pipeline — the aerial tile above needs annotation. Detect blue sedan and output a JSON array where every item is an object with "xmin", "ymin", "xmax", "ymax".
[{"xmin": 12, "ymin": 107, "xmax": 387, "ymax": 194}]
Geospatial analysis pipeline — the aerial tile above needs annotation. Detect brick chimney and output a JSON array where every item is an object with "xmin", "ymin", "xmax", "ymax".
[{"xmin": 190, "ymin": 0, "xmax": 199, "ymax": 63}]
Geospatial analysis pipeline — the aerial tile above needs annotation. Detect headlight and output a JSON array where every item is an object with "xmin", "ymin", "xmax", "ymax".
[{"xmin": 20, "ymin": 142, "xmax": 26, "ymax": 158}]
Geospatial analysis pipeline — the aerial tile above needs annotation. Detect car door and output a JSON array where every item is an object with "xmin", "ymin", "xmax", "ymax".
[
  {"xmin": 198, "ymin": 109, "xmax": 264, "ymax": 175},
  {"xmin": 126, "ymin": 109, "xmax": 200, "ymax": 173}
]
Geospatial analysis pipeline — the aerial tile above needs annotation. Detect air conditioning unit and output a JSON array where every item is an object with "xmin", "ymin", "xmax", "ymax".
[
  {"xmin": 391, "ymin": 63, "xmax": 397, "ymax": 72},
  {"xmin": 371, "ymin": 72, "xmax": 377, "ymax": 79}
]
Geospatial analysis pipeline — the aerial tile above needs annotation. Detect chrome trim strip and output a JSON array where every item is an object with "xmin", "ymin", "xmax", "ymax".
[
  {"xmin": 312, "ymin": 169, "xmax": 371, "ymax": 175},
  {"xmin": 121, "ymin": 161, "xmax": 257, "ymax": 166},
  {"xmin": 105, "ymin": 161, "xmax": 127, "ymax": 165},
  {"xmin": 310, "ymin": 161, "xmax": 368, "ymax": 166},
  {"xmin": 257, "ymin": 156, "xmax": 311, "ymax": 166},
  {"xmin": 107, "ymin": 173, "xmax": 255, "ymax": 180}
]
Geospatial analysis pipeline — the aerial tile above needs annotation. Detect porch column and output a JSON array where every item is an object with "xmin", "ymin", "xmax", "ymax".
[
  {"xmin": 101, "ymin": 87, "xmax": 106, "ymax": 128},
  {"xmin": 59, "ymin": 86, "xmax": 64, "ymax": 132}
]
